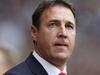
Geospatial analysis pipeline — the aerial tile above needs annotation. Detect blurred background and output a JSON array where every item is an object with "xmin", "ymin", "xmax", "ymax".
[{"xmin": 0, "ymin": 0, "xmax": 100, "ymax": 75}]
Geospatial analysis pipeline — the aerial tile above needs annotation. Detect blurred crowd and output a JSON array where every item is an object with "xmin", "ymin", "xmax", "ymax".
[{"xmin": 0, "ymin": 0, "xmax": 100, "ymax": 75}]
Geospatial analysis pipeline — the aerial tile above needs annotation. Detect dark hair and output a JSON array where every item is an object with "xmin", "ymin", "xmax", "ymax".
[{"xmin": 32, "ymin": 0, "xmax": 76, "ymax": 29}]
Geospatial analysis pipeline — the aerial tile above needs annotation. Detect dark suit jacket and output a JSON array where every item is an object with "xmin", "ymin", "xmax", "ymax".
[{"xmin": 4, "ymin": 53, "xmax": 48, "ymax": 75}]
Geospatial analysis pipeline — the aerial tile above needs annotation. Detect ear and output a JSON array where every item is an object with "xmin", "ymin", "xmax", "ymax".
[{"xmin": 31, "ymin": 25, "xmax": 38, "ymax": 42}]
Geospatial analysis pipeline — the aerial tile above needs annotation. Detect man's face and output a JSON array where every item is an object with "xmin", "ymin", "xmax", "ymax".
[{"xmin": 32, "ymin": 5, "xmax": 76, "ymax": 65}]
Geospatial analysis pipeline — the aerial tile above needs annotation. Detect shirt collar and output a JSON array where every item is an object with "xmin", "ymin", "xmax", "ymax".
[{"xmin": 33, "ymin": 51, "xmax": 67, "ymax": 75}]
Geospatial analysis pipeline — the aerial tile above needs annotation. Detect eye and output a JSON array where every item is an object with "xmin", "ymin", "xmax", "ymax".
[
  {"xmin": 65, "ymin": 22, "xmax": 74, "ymax": 30},
  {"xmin": 48, "ymin": 22, "xmax": 57, "ymax": 28}
]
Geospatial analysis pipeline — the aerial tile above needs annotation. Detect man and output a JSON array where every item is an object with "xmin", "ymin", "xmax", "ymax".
[{"xmin": 4, "ymin": 0, "xmax": 76, "ymax": 75}]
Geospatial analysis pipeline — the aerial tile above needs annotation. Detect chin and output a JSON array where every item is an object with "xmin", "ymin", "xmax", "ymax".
[{"xmin": 54, "ymin": 53, "xmax": 69, "ymax": 59}]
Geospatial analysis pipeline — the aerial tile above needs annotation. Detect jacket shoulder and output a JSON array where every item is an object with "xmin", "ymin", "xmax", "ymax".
[{"xmin": 4, "ymin": 61, "xmax": 33, "ymax": 75}]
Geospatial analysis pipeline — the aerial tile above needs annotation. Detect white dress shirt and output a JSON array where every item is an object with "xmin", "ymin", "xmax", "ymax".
[{"xmin": 33, "ymin": 51, "xmax": 67, "ymax": 75}]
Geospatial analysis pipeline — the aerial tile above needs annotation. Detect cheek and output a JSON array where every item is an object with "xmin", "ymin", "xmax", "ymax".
[
  {"xmin": 42, "ymin": 29, "xmax": 56, "ymax": 41},
  {"xmin": 71, "ymin": 35, "xmax": 75, "ymax": 48},
  {"xmin": 37, "ymin": 32, "xmax": 51, "ymax": 46},
  {"xmin": 69, "ymin": 32, "xmax": 76, "ymax": 46},
  {"xmin": 38, "ymin": 27, "xmax": 57, "ymax": 48}
]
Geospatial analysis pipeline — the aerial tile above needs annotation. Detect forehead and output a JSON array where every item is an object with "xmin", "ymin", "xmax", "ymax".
[{"xmin": 41, "ymin": 5, "xmax": 75, "ymax": 24}]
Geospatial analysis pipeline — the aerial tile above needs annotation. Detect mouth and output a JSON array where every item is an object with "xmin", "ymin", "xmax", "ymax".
[
  {"xmin": 54, "ymin": 42, "xmax": 69, "ymax": 48},
  {"xmin": 54, "ymin": 43, "xmax": 68, "ymax": 47},
  {"xmin": 53, "ymin": 42, "xmax": 69, "ymax": 52}
]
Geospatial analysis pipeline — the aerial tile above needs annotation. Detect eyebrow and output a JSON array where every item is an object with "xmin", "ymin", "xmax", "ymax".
[
  {"xmin": 49, "ymin": 19, "xmax": 75, "ymax": 25},
  {"xmin": 66, "ymin": 21, "xmax": 74, "ymax": 25},
  {"xmin": 49, "ymin": 19, "xmax": 60, "ymax": 23}
]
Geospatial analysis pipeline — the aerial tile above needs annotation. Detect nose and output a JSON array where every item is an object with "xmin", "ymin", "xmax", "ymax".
[{"xmin": 57, "ymin": 26, "xmax": 67, "ymax": 38}]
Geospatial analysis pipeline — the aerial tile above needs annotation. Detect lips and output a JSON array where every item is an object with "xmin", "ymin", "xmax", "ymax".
[
  {"xmin": 54, "ymin": 41, "xmax": 69, "ymax": 47},
  {"xmin": 54, "ymin": 43, "xmax": 67, "ymax": 46}
]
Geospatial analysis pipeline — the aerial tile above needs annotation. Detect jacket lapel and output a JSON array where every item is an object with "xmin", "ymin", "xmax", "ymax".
[{"xmin": 25, "ymin": 53, "xmax": 48, "ymax": 75}]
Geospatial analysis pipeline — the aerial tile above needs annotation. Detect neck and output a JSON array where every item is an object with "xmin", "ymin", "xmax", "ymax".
[
  {"xmin": 49, "ymin": 60, "xmax": 67, "ymax": 71},
  {"xmin": 34, "ymin": 46, "xmax": 67, "ymax": 71}
]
